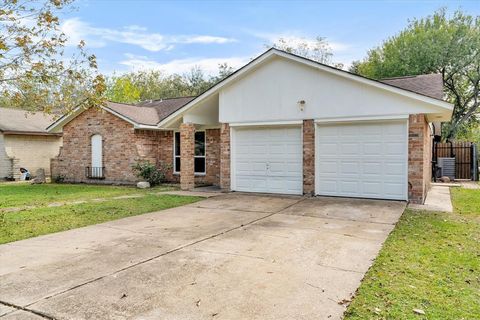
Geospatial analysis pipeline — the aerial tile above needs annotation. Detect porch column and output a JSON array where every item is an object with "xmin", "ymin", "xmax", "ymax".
[
  {"xmin": 303, "ymin": 119, "xmax": 315, "ymax": 195},
  {"xmin": 180, "ymin": 123, "xmax": 195, "ymax": 190},
  {"xmin": 220, "ymin": 123, "xmax": 230, "ymax": 191}
]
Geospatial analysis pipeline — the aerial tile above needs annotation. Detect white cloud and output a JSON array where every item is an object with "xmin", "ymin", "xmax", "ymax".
[
  {"xmin": 119, "ymin": 53, "xmax": 249, "ymax": 75},
  {"xmin": 252, "ymin": 31, "xmax": 350, "ymax": 53},
  {"xmin": 61, "ymin": 18, "xmax": 236, "ymax": 51}
]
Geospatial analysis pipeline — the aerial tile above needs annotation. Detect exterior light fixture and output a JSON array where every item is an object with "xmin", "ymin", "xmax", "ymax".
[{"xmin": 298, "ymin": 100, "xmax": 306, "ymax": 111}]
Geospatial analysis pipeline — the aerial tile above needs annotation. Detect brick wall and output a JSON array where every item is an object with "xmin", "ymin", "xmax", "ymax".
[
  {"xmin": 408, "ymin": 114, "xmax": 432, "ymax": 204},
  {"xmin": 303, "ymin": 120, "xmax": 315, "ymax": 195},
  {"xmin": 180, "ymin": 123, "xmax": 195, "ymax": 190},
  {"xmin": 0, "ymin": 133, "xmax": 12, "ymax": 179},
  {"xmin": 52, "ymin": 108, "xmax": 140, "ymax": 184},
  {"xmin": 52, "ymin": 108, "xmax": 222, "ymax": 186},
  {"xmin": 220, "ymin": 123, "xmax": 230, "ymax": 190},
  {"xmin": 4, "ymin": 134, "xmax": 62, "ymax": 179}
]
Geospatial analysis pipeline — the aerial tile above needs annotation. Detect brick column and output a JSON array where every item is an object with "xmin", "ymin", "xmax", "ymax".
[
  {"xmin": 408, "ymin": 114, "xmax": 431, "ymax": 204},
  {"xmin": 220, "ymin": 123, "xmax": 230, "ymax": 191},
  {"xmin": 303, "ymin": 119, "xmax": 315, "ymax": 195},
  {"xmin": 180, "ymin": 123, "xmax": 195, "ymax": 190}
]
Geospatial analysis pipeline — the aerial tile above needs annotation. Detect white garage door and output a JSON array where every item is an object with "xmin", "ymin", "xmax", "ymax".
[
  {"xmin": 316, "ymin": 121, "xmax": 407, "ymax": 200},
  {"xmin": 233, "ymin": 126, "xmax": 303, "ymax": 195}
]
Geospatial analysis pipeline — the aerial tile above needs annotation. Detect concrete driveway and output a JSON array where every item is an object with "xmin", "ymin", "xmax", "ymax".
[{"xmin": 0, "ymin": 194, "xmax": 405, "ymax": 320}]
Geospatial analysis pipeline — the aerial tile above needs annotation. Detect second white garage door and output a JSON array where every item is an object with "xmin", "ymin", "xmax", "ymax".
[
  {"xmin": 232, "ymin": 126, "xmax": 303, "ymax": 195},
  {"xmin": 316, "ymin": 121, "xmax": 408, "ymax": 200}
]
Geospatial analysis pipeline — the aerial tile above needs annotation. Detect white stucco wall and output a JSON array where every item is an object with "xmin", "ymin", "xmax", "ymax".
[
  {"xmin": 4, "ymin": 134, "xmax": 62, "ymax": 179},
  {"xmin": 219, "ymin": 57, "xmax": 445, "ymax": 123},
  {"xmin": 0, "ymin": 133, "xmax": 13, "ymax": 179}
]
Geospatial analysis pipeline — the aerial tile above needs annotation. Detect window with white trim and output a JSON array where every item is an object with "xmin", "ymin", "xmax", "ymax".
[{"xmin": 174, "ymin": 131, "xmax": 206, "ymax": 174}]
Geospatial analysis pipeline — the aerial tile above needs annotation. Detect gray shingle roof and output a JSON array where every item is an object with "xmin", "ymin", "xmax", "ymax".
[
  {"xmin": 105, "ymin": 97, "xmax": 195, "ymax": 126},
  {"xmin": 0, "ymin": 107, "xmax": 57, "ymax": 134},
  {"xmin": 380, "ymin": 74, "xmax": 444, "ymax": 100}
]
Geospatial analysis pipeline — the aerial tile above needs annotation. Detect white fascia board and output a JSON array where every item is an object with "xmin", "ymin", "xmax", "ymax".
[
  {"xmin": 229, "ymin": 120, "xmax": 303, "ymax": 127},
  {"xmin": 46, "ymin": 106, "xmax": 84, "ymax": 133},
  {"xmin": 315, "ymin": 114, "xmax": 409, "ymax": 123},
  {"xmin": 158, "ymin": 48, "xmax": 453, "ymax": 129}
]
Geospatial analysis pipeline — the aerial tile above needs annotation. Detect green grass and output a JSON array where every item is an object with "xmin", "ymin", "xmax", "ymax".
[
  {"xmin": 344, "ymin": 188, "xmax": 480, "ymax": 319},
  {"xmin": 0, "ymin": 194, "xmax": 200, "ymax": 244},
  {"xmin": 0, "ymin": 183, "xmax": 175, "ymax": 208}
]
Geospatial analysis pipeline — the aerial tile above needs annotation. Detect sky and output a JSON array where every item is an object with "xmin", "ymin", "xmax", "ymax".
[{"xmin": 58, "ymin": 0, "xmax": 480, "ymax": 76}]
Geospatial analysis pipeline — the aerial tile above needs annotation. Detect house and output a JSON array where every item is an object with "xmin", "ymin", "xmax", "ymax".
[
  {"xmin": 0, "ymin": 107, "xmax": 62, "ymax": 180},
  {"xmin": 48, "ymin": 49, "xmax": 453, "ymax": 203}
]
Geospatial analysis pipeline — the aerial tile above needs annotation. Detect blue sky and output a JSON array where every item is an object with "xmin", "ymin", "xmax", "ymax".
[{"xmin": 59, "ymin": 0, "xmax": 480, "ymax": 75}]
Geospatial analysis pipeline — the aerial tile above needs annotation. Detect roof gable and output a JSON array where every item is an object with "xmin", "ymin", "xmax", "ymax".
[
  {"xmin": 158, "ymin": 48, "xmax": 453, "ymax": 127},
  {"xmin": 47, "ymin": 97, "xmax": 195, "ymax": 133}
]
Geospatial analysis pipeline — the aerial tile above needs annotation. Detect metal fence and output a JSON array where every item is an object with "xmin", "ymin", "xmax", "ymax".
[
  {"xmin": 85, "ymin": 167, "xmax": 105, "ymax": 179},
  {"xmin": 433, "ymin": 142, "xmax": 478, "ymax": 180}
]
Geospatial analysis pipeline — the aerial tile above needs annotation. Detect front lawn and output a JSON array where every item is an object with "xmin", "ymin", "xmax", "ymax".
[
  {"xmin": 0, "ymin": 183, "xmax": 174, "ymax": 208},
  {"xmin": 0, "ymin": 194, "xmax": 201, "ymax": 244},
  {"xmin": 344, "ymin": 188, "xmax": 480, "ymax": 319}
]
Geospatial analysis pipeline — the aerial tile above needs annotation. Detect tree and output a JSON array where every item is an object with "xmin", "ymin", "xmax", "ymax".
[
  {"xmin": 106, "ymin": 64, "xmax": 235, "ymax": 104},
  {"xmin": 351, "ymin": 9, "xmax": 480, "ymax": 139},
  {"xmin": 0, "ymin": 0, "xmax": 105, "ymax": 113},
  {"xmin": 269, "ymin": 36, "xmax": 343, "ymax": 68}
]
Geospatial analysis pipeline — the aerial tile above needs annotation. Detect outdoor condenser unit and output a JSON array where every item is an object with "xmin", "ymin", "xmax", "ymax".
[{"xmin": 437, "ymin": 157, "xmax": 455, "ymax": 180}]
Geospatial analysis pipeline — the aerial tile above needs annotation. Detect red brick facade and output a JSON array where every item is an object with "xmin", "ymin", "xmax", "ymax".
[
  {"xmin": 408, "ymin": 114, "xmax": 432, "ymax": 204},
  {"xmin": 52, "ymin": 108, "xmax": 432, "ymax": 202},
  {"xmin": 51, "ymin": 108, "xmax": 139, "ymax": 184},
  {"xmin": 219, "ymin": 123, "xmax": 230, "ymax": 190},
  {"xmin": 180, "ymin": 123, "xmax": 195, "ymax": 190},
  {"xmin": 51, "ymin": 108, "xmax": 221, "ymax": 186},
  {"xmin": 303, "ymin": 120, "xmax": 315, "ymax": 195}
]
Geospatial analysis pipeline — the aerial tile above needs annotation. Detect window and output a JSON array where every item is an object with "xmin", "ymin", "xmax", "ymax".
[
  {"xmin": 174, "ymin": 132, "xmax": 181, "ymax": 173},
  {"xmin": 174, "ymin": 131, "xmax": 206, "ymax": 174},
  {"xmin": 194, "ymin": 131, "xmax": 206, "ymax": 174}
]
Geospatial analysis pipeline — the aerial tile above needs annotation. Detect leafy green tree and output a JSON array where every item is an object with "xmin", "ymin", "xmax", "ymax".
[
  {"xmin": 351, "ymin": 9, "xmax": 480, "ymax": 139},
  {"xmin": 269, "ymin": 36, "xmax": 343, "ymax": 68},
  {"xmin": 0, "ymin": 0, "xmax": 105, "ymax": 113},
  {"xmin": 106, "ymin": 64, "xmax": 234, "ymax": 103},
  {"xmin": 105, "ymin": 78, "xmax": 141, "ymax": 104}
]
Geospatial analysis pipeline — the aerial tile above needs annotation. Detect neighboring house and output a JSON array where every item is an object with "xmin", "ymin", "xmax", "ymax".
[
  {"xmin": 0, "ymin": 107, "xmax": 62, "ymax": 180},
  {"xmin": 48, "ymin": 49, "xmax": 453, "ymax": 204}
]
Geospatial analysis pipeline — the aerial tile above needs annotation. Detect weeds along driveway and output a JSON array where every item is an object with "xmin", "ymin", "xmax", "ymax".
[{"xmin": 0, "ymin": 193, "xmax": 405, "ymax": 320}]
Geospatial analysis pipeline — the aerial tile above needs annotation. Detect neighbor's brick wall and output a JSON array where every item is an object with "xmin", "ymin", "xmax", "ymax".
[
  {"xmin": 51, "ymin": 108, "xmax": 140, "ymax": 184},
  {"xmin": 0, "ymin": 133, "xmax": 13, "ymax": 179},
  {"xmin": 303, "ymin": 120, "xmax": 315, "ymax": 195},
  {"xmin": 408, "ymin": 114, "xmax": 432, "ymax": 204},
  {"xmin": 4, "ymin": 134, "xmax": 62, "ymax": 179},
  {"xmin": 220, "ymin": 123, "xmax": 231, "ymax": 190}
]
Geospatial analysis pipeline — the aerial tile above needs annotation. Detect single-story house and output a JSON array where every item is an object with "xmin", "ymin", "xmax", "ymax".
[
  {"xmin": 48, "ymin": 48, "xmax": 453, "ymax": 203},
  {"xmin": 0, "ymin": 107, "xmax": 62, "ymax": 180}
]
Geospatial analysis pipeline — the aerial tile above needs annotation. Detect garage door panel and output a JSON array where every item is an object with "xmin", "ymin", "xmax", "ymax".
[
  {"xmin": 233, "ymin": 127, "xmax": 303, "ymax": 195},
  {"xmin": 316, "ymin": 121, "xmax": 407, "ymax": 200}
]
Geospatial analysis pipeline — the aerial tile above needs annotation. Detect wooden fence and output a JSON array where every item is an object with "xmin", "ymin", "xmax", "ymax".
[{"xmin": 433, "ymin": 141, "xmax": 475, "ymax": 180}]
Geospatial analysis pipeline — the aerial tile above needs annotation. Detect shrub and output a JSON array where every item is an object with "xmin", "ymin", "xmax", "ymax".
[
  {"xmin": 53, "ymin": 175, "xmax": 65, "ymax": 183},
  {"xmin": 132, "ymin": 161, "xmax": 170, "ymax": 186}
]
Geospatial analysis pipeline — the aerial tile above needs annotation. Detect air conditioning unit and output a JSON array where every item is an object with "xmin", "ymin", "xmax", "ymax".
[{"xmin": 437, "ymin": 157, "xmax": 455, "ymax": 180}]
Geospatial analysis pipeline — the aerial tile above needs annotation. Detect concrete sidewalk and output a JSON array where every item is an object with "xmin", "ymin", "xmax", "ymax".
[{"xmin": 409, "ymin": 184, "xmax": 454, "ymax": 212}]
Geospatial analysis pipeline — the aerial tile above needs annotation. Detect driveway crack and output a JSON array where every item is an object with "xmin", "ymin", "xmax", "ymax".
[{"xmin": 0, "ymin": 299, "xmax": 57, "ymax": 319}]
